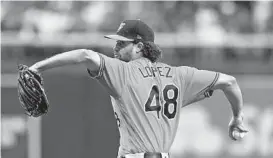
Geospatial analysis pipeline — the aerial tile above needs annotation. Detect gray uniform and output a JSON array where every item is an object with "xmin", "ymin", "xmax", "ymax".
[{"xmin": 88, "ymin": 54, "xmax": 219, "ymax": 158}]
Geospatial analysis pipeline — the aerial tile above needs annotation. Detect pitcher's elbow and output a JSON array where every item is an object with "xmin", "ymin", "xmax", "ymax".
[
  {"xmin": 214, "ymin": 73, "xmax": 237, "ymax": 90},
  {"xmin": 225, "ymin": 75, "xmax": 237, "ymax": 87},
  {"xmin": 79, "ymin": 49, "xmax": 96, "ymax": 63}
]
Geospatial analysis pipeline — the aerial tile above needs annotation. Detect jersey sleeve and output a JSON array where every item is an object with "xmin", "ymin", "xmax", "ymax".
[
  {"xmin": 177, "ymin": 66, "xmax": 219, "ymax": 107},
  {"xmin": 87, "ymin": 53, "xmax": 128, "ymax": 98}
]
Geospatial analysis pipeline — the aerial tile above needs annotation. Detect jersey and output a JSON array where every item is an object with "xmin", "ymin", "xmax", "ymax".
[{"xmin": 87, "ymin": 54, "xmax": 219, "ymax": 158}]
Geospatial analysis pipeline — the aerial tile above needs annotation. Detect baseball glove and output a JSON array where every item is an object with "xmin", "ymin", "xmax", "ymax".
[{"xmin": 17, "ymin": 64, "xmax": 49, "ymax": 117}]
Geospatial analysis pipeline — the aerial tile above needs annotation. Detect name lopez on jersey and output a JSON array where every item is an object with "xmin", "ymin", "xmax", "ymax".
[{"xmin": 138, "ymin": 66, "xmax": 172, "ymax": 78}]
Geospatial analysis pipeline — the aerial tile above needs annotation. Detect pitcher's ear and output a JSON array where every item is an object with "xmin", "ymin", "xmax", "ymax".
[{"xmin": 137, "ymin": 42, "xmax": 144, "ymax": 50}]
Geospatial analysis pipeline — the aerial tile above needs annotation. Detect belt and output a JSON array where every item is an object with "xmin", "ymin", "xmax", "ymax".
[{"xmin": 123, "ymin": 152, "xmax": 169, "ymax": 158}]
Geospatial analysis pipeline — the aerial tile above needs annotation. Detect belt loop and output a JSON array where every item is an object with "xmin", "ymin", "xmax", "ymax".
[{"xmin": 144, "ymin": 152, "xmax": 162, "ymax": 158}]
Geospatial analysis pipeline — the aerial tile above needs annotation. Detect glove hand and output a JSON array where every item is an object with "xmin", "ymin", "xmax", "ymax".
[
  {"xmin": 228, "ymin": 114, "xmax": 248, "ymax": 141},
  {"xmin": 18, "ymin": 64, "xmax": 49, "ymax": 117}
]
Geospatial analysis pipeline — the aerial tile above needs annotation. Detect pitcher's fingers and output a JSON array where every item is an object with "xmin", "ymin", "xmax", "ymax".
[
  {"xmin": 239, "ymin": 128, "xmax": 249, "ymax": 133},
  {"xmin": 228, "ymin": 130, "xmax": 237, "ymax": 141},
  {"xmin": 235, "ymin": 126, "xmax": 249, "ymax": 133}
]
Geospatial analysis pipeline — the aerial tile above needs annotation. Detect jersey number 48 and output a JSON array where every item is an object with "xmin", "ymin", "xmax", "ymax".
[{"xmin": 145, "ymin": 85, "xmax": 178, "ymax": 119}]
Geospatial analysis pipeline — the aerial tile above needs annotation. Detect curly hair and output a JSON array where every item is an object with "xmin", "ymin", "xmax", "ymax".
[{"xmin": 141, "ymin": 41, "xmax": 163, "ymax": 63}]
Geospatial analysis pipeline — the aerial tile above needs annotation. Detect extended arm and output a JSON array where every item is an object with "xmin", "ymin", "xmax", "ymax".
[
  {"xmin": 212, "ymin": 73, "xmax": 248, "ymax": 140},
  {"xmin": 183, "ymin": 72, "xmax": 247, "ymax": 140},
  {"xmin": 29, "ymin": 49, "xmax": 100, "ymax": 73},
  {"xmin": 183, "ymin": 73, "xmax": 243, "ymax": 118},
  {"xmin": 211, "ymin": 73, "xmax": 243, "ymax": 118}
]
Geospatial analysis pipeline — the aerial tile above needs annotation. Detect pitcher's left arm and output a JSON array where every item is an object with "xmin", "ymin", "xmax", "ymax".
[{"xmin": 29, "ymin": 49, "xmax": 100, "ymax": 73}]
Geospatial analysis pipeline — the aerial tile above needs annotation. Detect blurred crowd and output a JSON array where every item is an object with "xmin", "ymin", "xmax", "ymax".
[
  {"xmin": 1, "ymin": 1, "xmax": 273, "ymax": 34},
  {"xmin": 1, "ymin": 1, "xmax": 273, "ymax": 74}
]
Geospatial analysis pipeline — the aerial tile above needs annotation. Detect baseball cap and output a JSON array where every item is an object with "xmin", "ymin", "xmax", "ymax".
[{"xmin": 104, "ymin": 19, "xmax": 155, "ymax": 42}]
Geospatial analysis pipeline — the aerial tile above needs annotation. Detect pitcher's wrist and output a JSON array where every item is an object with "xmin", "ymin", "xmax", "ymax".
[
  {"xmin": 29, "ymin": 64, "xmax": 41, "ymax": 74},
  {"xmin": 233, "ymin": 111, "xmax": 244, "ymax": 120}
]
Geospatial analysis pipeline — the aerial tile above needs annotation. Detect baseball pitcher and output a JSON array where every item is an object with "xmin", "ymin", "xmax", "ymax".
[{"xmin": 18, "ymin": 19, "xmax": 248, "ymax": 158}]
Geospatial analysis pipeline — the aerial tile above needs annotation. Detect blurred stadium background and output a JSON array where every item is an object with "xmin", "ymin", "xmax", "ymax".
[{"xmin": 1, "ymin": 1, "xmax": 273, "ymax": 158}]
